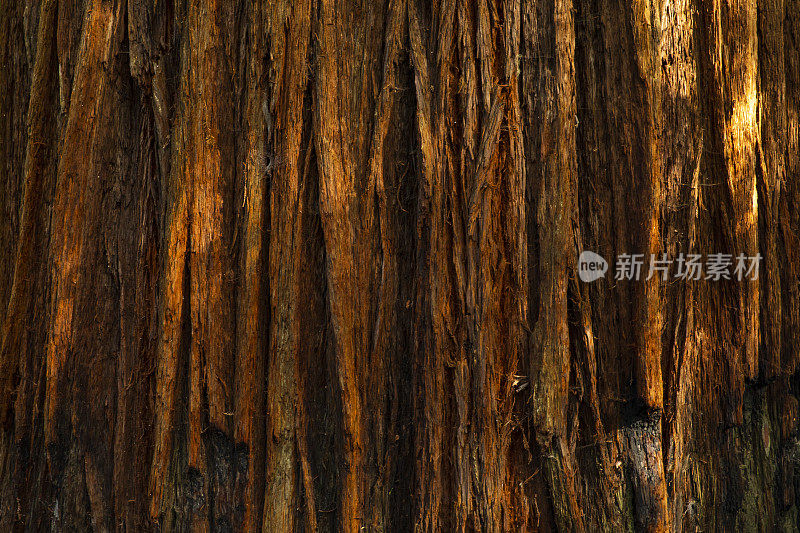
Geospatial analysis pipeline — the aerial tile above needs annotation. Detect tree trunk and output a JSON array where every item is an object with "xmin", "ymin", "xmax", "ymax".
[{"xmin": 0, "ymin": 0, "xmax": 798, "ymax": 531}]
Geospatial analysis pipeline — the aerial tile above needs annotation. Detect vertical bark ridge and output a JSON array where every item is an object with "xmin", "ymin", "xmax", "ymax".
[
  {"xmin": 0, "ymin": 0, "xmax": 57, "ymax": 431},
  {"xmin": 525, "ymin": 0, "xmax": 574, "ymax": 445},
  {"xmin": 364, "ymin": 1, "xmax": 407, "ymax": 529},
  {"xmin": 410, "ymin": 0, "xmax": 528, "ymax": 529},
  {"xmin": 679, "ymin": 3, "xmax": 762, "ymax": 527},
  {"xmin": 44, "ymin": 2, "xmax": 126, "ymax": 529},
  {"xmin": 757, "ymin": 0, "xmax": 786, "ymax": 381},
  {"xmin": 697, "ymin": 0, "xmax": 760, "ymax": 422},
  {"xmin": 0, "ymin": 1, "xmax": 58, "ymax": 529},
  {"xmin": 264, "ymin": 0, "xmax": 314, "ymax": 530},
  {"xmin": 0, "ymin": 0, "xmax": 29, "ymax": 325},
  {"xmin": 313, "ymin": 0, "xmax": 405, "ymax": 528},
  {"xmin": 187, "ymin": 1, "xmax": 240, "ymax": 528},
  {"xmin": 149, "ymin": 4, "xmax": 192, "ymax": 522},
  {"xmin": 408, "ymin": 0, "xmax": 448, "ymax": 528},
  {"xmin": 658, "ymin": 0, "xmax": 702, "ymax": 528},
  {"xmin": 113, "ymin": 103, "xmax": 159, "ymax": 531},
  {"xmin": 525, "ymin": 0, "xmax": 581, "ymax": 527},
  {"xmin": 783, "ymin": 0, "xmax": 800, "ymax": 376},
  {"xmin": 234, "ymin": 2, "xmax": 268, "ymax": 531}
]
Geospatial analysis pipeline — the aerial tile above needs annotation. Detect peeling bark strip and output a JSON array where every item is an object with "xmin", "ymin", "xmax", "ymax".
[{"xmin": 1, "ymin": 0, "xmax": 800, "ymax": 531}]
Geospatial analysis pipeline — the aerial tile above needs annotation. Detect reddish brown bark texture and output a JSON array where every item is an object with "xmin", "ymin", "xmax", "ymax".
[{"xmin": 0, "ymin": 0, "xmax": 799, "ymax": 531}]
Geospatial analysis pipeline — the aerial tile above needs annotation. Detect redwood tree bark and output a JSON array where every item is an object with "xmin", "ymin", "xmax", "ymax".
[{"xmin": 0, "ymin": 0, "xmax": 798, "ymax": 531}]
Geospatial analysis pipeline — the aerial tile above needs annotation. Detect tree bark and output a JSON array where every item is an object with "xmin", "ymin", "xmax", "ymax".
[{"xmin": 0, "ymin": 0, "xmax": 798, "ymax": 531}]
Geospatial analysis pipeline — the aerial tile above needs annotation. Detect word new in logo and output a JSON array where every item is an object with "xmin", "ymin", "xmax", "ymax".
[{"xmin": 578, "ymin": 251, "xmax": 608, "ymax": 282}]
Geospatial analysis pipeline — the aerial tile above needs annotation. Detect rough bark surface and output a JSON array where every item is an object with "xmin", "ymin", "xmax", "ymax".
[{"xmin": 0, "ymin": 0, "xmax": 798, "ymax": 531}]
